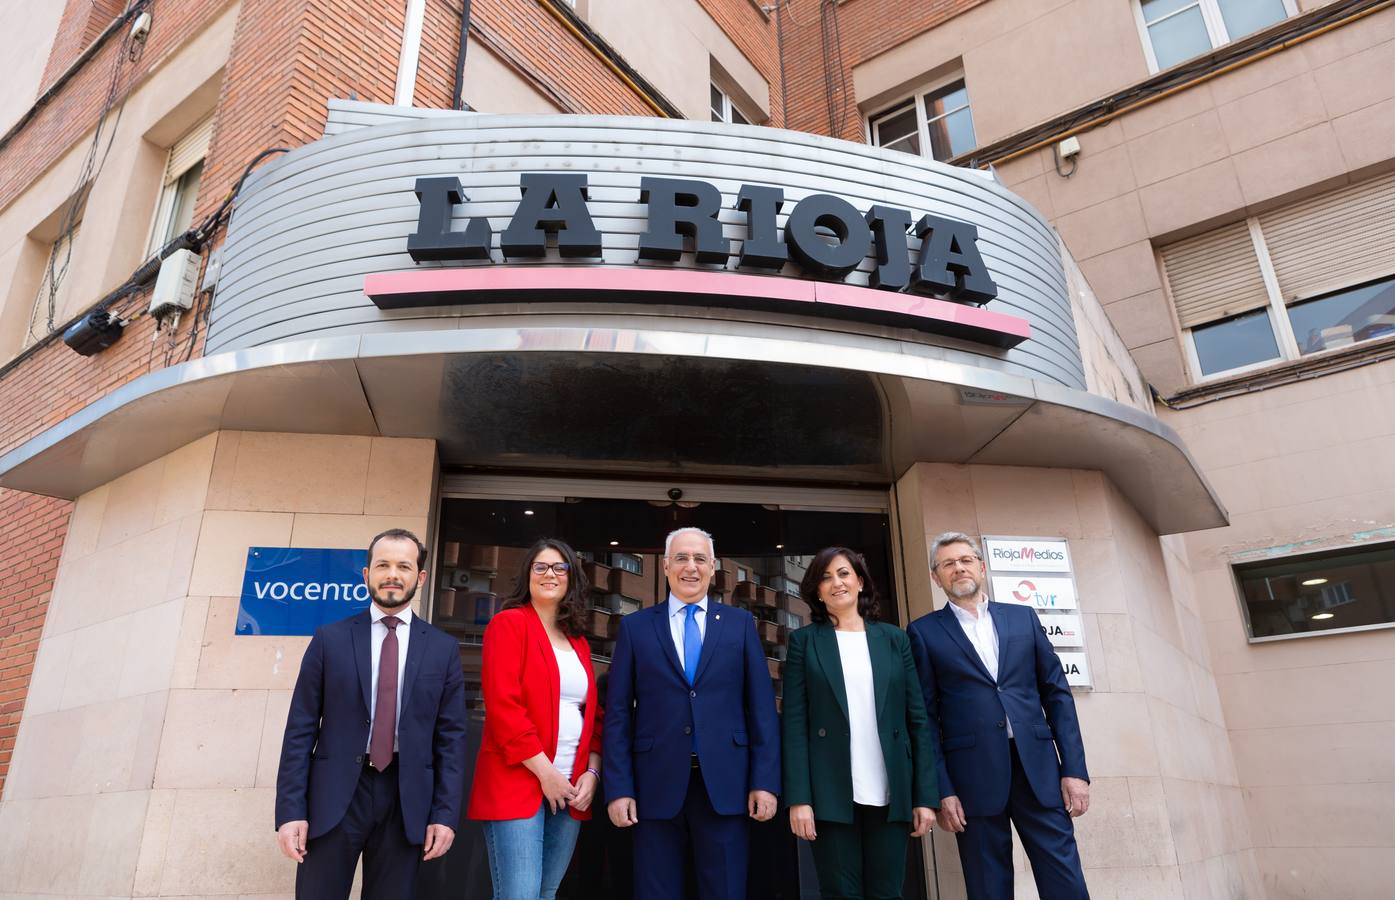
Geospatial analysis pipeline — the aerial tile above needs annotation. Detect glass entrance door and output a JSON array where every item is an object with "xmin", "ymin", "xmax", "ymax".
[{"xmin": 414, "ymin": 483, "xmax": 923, "ymax": 900}]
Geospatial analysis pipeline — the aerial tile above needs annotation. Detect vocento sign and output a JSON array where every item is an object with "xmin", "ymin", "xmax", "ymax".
[{"xmin": 982, "ymin": 538, "xmax": 1072, "ymax": 573}]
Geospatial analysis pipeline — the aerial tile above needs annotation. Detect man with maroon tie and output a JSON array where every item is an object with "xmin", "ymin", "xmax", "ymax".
[{"xmin": 275, "ymin": 529, "xmax": 468, "ymax": 899}]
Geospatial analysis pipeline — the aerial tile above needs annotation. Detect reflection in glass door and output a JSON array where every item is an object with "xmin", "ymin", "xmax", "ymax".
[{"xmin": 413, "ymin": 489, "xmax": 922, "ymax": 900}]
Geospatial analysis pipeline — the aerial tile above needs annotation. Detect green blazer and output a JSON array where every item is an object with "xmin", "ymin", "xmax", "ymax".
[{"xmin": 782, "ymin": 621, "xmax": 939, "ymax": 824}]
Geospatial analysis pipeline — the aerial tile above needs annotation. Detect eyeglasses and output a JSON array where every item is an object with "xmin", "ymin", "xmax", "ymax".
[
  {"xmin": 667, "ymin": 553, "xmax": 713, "ymax": 568},
  {"xmin": 933, "ymin": 555, "xmax": 980, "ymax": 573},
  {"xmin": 530, "ymin": 562, "xmax": 571, "ymax": 576}
]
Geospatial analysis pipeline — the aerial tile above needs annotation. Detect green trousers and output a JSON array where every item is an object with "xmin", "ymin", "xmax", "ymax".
[{"xmin": 811, "ymin": 803, "xmax": 909, "ymax": 900}]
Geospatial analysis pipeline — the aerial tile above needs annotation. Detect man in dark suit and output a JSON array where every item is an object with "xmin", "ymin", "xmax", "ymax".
[
  {"xmin": 604, "ymin": 526, "xmax": 781, "ymax": 899},
  {"xmin": 907, "ymin": 532, "xmax": 1090, "ymax": 900},
  {"xmin": 275, "ymin": 528, "xmax": 468, "ymax": 899}
]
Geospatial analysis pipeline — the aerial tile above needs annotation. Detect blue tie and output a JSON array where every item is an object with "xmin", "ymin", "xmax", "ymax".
[{"xmin": 683, "ymin": 603, "xmax": 702, "ymax": 685}]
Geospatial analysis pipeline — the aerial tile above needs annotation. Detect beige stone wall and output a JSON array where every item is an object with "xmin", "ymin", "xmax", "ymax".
[
  {"xmin": 0, "ymin": 1, "xmax": 65, "ymax": 137},
  {"xmin": 587, "ymin": 0, "xmax": 770, "ymax": 122},
  {"xmin": 903, "ymin": 463, "xmax": 1259, "ymax": 899},
  {"xmin": 1166, "ymin": 359, "xmax": 1395, "ymax": 900},
  {"xmin": 993, "ymin": 6, "xmax": 1395, "ymax": 394},
  {"xmin": 0, "ymin": 431, "xmax": 437, "ymax": 896}
]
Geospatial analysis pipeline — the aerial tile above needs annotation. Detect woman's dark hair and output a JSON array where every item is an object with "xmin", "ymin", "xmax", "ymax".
[
  {"xmin": 799, "ymin": 546, "xmax": 881, "ymax": 627},
  {"xmin": 500, "ymin": 538, "xmax": 591, "ymax": 638}
]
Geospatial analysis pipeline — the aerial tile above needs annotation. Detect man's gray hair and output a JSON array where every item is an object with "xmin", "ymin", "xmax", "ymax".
[
  {"xmin": 665, "ymin": 526, "xmax": 716, "ymax": 560},
  {"xmin": 930, "ymin": 531, "xmax": 983, "ymax": 561}
]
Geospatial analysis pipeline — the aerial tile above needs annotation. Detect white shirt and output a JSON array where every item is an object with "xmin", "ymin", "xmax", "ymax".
[
  {"xmin": 553, "ymin": 642, "xmax": 588, "ymax": 778},
  {"xmin": 949, "ymin": 597, "xmax": 1013, "ymax": 738},
  {"xmin": 367, "ymin": 605, "xmax": 413, "ymax": 752},
  {"xmin": 836, "ymin": 630, "xmax": 890, "ymax": 806},
  {"xmin": 667, "ymin": 593, "xmax": 708, "ymax": 669}
]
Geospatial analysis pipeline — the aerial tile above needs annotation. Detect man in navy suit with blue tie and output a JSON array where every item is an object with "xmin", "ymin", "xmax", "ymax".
[
  {"xmin": 275, "ymin": 528, "xmax": 468, "ymax": 898},
  {"xmin": 604, "ymin": 527, "xmax": 781, "ymax": 899},
  {"xmin": 908, "ymin": 532, "xmax": 1091, "ymax": 899}
]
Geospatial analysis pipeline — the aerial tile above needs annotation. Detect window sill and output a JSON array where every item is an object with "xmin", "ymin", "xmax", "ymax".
[
  {"xmin": 1248, "ymin": 620, "xmax": 1395, "ymax": 644},
  {"xmin": 1167, "ymin": 333, "xmax": 1395, "ymax": 408}
]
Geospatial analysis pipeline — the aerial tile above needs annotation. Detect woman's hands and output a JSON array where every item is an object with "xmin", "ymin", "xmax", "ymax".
[
  {"xmin": 572, "ymin": 769, "xmax": 598, "ymax": 811},
  {"xmin": 789, "ymin": 804, "xmax": 817, "ymax": 841},
  {"xmin": 911, "ymin": 806, "xmax": 936, "ymax": 837},
  {"xmin": 538, "ymin": 764, "xmax": 578, "ymax": 813},
  {"xmin": 523, "ymin": 753, "xmax": 578, "ymax": 813}
]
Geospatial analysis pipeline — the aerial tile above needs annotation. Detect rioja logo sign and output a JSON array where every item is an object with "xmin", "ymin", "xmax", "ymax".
[{"xmin": 406, "ymin": 173, "xmax": 999, "ymax": 305}]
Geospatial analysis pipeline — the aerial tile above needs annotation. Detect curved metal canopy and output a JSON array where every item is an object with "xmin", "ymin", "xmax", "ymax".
[{"xmin": 0, "ymin": 313, "xmax": 1225, "ymax": 535}]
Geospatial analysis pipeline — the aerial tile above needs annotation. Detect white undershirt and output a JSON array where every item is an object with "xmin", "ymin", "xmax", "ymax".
[
  {"xmin": 949, "ymin": 597, "xmax": 1013, "ymax": 738},
  {"xmin": 366, "ymin": 605, "xmax": 412, "ymax": 752},
  {"xmin": 836, "ymin": 630, "xmax": 890, "ymax": 807},
  {"xmin": 553, "ymin": 642, "xmax": 587, "ymax": 778}
]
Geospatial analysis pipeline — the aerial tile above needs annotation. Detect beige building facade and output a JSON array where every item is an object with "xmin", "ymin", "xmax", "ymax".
[{"xmin": 1, "ymin": 1, "xmax": 1393, "ymax": 898}]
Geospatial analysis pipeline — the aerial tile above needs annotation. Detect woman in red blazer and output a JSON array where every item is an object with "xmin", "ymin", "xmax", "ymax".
[{"xmin": 468, "ymin": 537, "xmax": 602, "ymax": 900}]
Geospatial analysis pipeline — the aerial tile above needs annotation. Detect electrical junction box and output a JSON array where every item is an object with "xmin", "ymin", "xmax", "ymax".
[{"xmin": 149, "ymin": 248, "xmax": 200, "ymax": 316}]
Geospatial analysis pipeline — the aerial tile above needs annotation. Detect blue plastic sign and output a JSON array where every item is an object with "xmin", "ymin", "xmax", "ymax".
[{"xmin": 237, "ymin": 547, "xmax": 370, "ymax": 635}]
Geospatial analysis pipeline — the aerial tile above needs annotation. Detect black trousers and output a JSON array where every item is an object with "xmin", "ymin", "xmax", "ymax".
[
  {"xmin": 633, "ymin": 762, "xmax": 749, "ymax": 900},
  {"xmin": 811, "ymin": 803, "xmax": 909, "ymax": 900},
  {"xmin": 297, "ymin": 758, "xmax": 422, "ymax": 900},
  {"xmin": 955, "ymin": 741, "xmax": 1089, "ymax": 900}
]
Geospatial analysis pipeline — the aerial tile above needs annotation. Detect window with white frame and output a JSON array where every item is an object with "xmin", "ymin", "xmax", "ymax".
[
  {"xmin": 710, "ymin": 84, "xmax": 751, "ymax": 125},
  {"xmin": 1134, "ymin": 0, "xmax": 1295, "ymax": 72},
  {"xmin": 146, "ymin": 116, "xmax": 212, "ymax": 256},
  {"xmin": 1235, "ymin": 541, "xmax": 1395, "ymax": 640},
  {"xmin": 869, "ymin": 77, "xmax": 976, "ymax": 163},
  {"xmin": 1160, "ymin": 170, "xmax": 1395, "ymax": 381}
]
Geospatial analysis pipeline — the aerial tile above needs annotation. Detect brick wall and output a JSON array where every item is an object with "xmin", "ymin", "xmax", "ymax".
[
  {"xmin": 1, "ymin": 0, "xmax": 237, "ymax": 216},
  {"xmin": 0, "ymin": 492, "xmax": 69, "ymax": 799},
  {"xmin": 37, "ymin": 0, "xmax": 129, "ymax": 93},
  {"xmin": 0, "ymin": 0, "xmax": 781, "ymax": 794},
  {"xmin": 779, "ymin": 0, "xmax": 988, "ymax": 141},
  {"xmin": 696, "ymin": 0, "xmax": 782, "ymax": 125}
]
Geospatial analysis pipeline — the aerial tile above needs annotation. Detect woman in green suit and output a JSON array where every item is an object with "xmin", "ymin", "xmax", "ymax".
[{"xmin": 783, "ymin": 546, "xmax": 938, "ymax": 900}]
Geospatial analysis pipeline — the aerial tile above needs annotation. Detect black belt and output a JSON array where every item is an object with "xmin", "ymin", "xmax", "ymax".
[{"xmin": 690, "ymin": 752, "xmax": 701, "ymax": 769}]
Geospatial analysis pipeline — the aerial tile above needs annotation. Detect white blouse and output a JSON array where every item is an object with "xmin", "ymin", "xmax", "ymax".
[
  {"xmin": 552, "ymin": 643, "xmax": 588, "ymax": 778},
  {"xmin": 836, "ymin": 629, "xmax": 890, "ymax": 806}
]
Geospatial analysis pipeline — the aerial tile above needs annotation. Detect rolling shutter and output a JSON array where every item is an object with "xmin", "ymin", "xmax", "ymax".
[
  {"xmin": 163, "ymin": 115, "xmax": 214, "ymax": 185},
  {"xmin": 1160, "ymin": 221, "xmax": 1270, "ymax": 329},
  {"xmin": 1259, "ymin": 171, "xmax": 1395, "ymax": 303}
]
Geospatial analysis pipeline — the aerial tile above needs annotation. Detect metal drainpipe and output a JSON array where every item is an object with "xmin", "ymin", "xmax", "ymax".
[
  {"xmin": 451, "ymin": 0, "xmax": 473, "ymax": 110},
  {"xmin": 394, "ymin": 0, "xmax": 428, "ymax": 106}
]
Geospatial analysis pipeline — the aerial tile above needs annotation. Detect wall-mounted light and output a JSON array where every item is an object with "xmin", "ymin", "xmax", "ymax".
[
  {"xmin": 1311, "ymin": 612, "xmax": 1335, "ymax": 621},
  {"xmin": 1301, "ymin": 578, "xmax": 1328, "ymax": 586}
]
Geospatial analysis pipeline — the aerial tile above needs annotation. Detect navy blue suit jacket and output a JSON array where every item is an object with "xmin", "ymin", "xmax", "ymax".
[
  {"xmin": 907, "ymin": 601, "xmax": 1088, "ymax": 817},
  {"xmin": 275, "ymin": 609, "xmax": 468, "ymax": 843},
  {"xmin": 603, "ymin": 600, "xmax": 780, "ymax": 819}
]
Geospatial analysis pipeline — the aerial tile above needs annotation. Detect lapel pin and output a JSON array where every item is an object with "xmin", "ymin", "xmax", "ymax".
[{"xmin": 715, "ymin": 614, "xmax": 721, "ymax": 620}]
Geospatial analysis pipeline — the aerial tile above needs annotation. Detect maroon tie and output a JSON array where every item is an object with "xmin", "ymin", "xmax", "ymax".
[{"xmin": 370, "ymin": 615, "xmax": 400, "ymax": 771}]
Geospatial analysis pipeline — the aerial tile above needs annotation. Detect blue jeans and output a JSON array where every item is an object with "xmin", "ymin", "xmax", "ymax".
[{"xmin": 482, "ymin": 801, "xmax": 582, "ymax": 900}]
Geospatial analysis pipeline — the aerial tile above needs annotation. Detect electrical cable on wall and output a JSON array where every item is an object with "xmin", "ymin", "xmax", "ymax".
[{"xmin": 30, "ymin": 0, "xmax": 155, "ymax": 345}]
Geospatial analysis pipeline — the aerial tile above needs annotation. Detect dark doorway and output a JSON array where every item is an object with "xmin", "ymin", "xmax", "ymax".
[{"xmin": 415, "ymin": 491, "xmax": 924, "ymax": 899}]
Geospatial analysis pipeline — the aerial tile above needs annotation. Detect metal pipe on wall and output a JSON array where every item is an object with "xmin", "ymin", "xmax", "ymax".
[
  {"xmin": 451, "ymin": 0, "xmax": 473, "ymax": 111},
  {"xmin": 394, "ymin": 0, "xmax": 428, "ymax": 106}
]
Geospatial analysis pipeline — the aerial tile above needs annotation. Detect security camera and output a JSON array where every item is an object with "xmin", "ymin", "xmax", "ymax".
[
  {"xmin": 130, "ymin": 11, "xmax": 152, "ymax": 43},
  {"xmin": 667, "ymin": 488, "xmax": 683, "ymax": 501}
]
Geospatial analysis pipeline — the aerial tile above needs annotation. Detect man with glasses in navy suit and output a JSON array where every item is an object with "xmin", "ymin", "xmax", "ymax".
[
  {"xmin": 908, "ymin": 531, "xmax": 1091, "ymax": 900},
  {"xmin": 604, "ymin": 526, "xmax": 780, "ymax": 900}
]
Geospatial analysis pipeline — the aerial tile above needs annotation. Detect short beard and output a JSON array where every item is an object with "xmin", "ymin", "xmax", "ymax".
[
  {"xmin": 370, "ymin": 580, "xmax": 419, "ymax": 610},
  {"xmin": 945, "ymin": 577, "xmax": 980, "ymax": 600}
]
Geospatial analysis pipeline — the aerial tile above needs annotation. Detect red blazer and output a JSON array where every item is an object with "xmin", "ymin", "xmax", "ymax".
[{"xmin": 467, "ymin": 604, "xmax": 603, "ymax": 821}]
